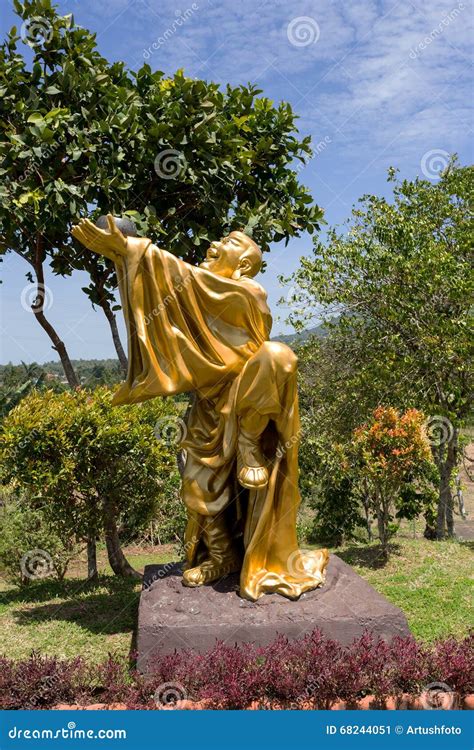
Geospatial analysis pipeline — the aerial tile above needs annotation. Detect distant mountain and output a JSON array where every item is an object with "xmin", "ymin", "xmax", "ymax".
[
  {"xmin": 1, "ymin": 326, "xmax": 329, "ymax": 381},
  {"xmin": 272, "ymin": 322, "xmax": 327, "ymax": 346},
  {"xmin": 0, "ymin": 359, "xmax": 123, "ymax": 387}
]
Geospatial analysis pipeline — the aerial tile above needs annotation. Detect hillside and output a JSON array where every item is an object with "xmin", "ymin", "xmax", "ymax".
[{"xmin": 0, "ymin": 326, "xmax": 328, "ymax": 387}]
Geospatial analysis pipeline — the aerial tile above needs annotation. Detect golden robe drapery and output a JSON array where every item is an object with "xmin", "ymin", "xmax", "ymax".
[{"xmin": 113, "ymin": 237, "xmax": 328, "ymax": 600}]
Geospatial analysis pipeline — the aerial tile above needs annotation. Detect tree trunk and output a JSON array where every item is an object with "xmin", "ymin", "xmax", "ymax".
[
  {"xmin": 99, "ymin": 298, "xmax": 128, "ymax": 375},
  {"xmin": 423, "ymin": 514, "xmax": 437, "ymax": 540},
  {"xmin": 433, "ymin": 442, "xmax": 445, "ymax": 539},
  {"xmin": 361, "ymin": 480, "xmax": 372, "ymax": 541},
  {"xmin": 375, "ymin": 489, "xmax": 389, "ymax": 559},
  {"xmin": 376, "ymin": 511, "xmax": 386, "ymax": 557},
  {"xmin": 445, "ymin": 428, "xmax": 458, "ymax": 538},
  {"xmin": 21, "ymin": 238, "xmax": 79, "ymax": 388},
  {"xmin": 103, "ymin": 498, "xmax": 141, "ymax": 579},
  {"xmin": 87, "ymin": 535, "xmax": 98, "ymax": 580},
  {"xmin": 364, "ymin": 501, "xmax": 372, "ymax": 542},
  {"xmin": 446, "ymin": 492, "xmax": 454, "ymax": 537},
  {"xmin": 436, "ymin": 428, "xmax": 458, "ymax": 540},
  {"xmin": 32, "ymin": 301, "xmax": 80, "ymax": 387},
  {"xmin": 436, "ymin": 451, "xmax": 448, "ymax": 539}
]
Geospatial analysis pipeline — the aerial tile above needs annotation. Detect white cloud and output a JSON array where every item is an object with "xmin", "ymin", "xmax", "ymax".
[{"xmin": 66, "ymin": 0, "xmax": 473, "ymax": 175}]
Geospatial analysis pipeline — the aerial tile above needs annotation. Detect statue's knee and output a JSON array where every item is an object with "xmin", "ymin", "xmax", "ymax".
[{"xmin": 261, "ymin": 341, "xmax": 297, "ymax": 374}]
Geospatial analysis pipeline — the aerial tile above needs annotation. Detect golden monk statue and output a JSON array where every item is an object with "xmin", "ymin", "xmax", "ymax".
[{"xmin": 72, "ymin": 215, "xmax": 329, "ymax": 600}]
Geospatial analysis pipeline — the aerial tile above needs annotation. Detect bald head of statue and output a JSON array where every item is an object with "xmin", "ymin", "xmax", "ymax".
[{"xmin": 200, "ymin": 231, "xmax": 262, "ymax": 280}]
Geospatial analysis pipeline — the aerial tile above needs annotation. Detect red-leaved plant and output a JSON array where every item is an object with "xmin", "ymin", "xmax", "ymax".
[{"xmin": 0, "ymin": 631, "xmax": 472, "ymax": 710}]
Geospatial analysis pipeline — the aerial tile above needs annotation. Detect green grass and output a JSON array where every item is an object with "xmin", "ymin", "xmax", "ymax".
[
  {"xmin": 327, "ymin": 536, "xmax": 474, "ymax": 641},
  {"xmin": 0, "ymin": 537, "xmax": 472, "ymax": 663},
  {"xmin": 0, "ymin": 546, "xmax": 173, "ymax": 662}
]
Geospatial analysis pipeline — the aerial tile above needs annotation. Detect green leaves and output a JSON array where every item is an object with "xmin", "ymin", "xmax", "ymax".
[
  {"xmin": 26, "ymin": 111, "xmax": 43, "ymax": 123},
  {"xmin": 1, "ymin": 0, "xmax": 322, "ymax": 383},
  {"xmin": 44, "ymin": 106, "xmax": 68, "ymax": 120},
  {"xmin": 292, "ymin": 160, "xmax": 473, "ymax": 423},
  {"xmin": 293, "ymin": 162, "xmax": 472, "ymax": 546},
  {"xmin": 1, "ymin": 386, "xmax": 182, "ymax": 550}
]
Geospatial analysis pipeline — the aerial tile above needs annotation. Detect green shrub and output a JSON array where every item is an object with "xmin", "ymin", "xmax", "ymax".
[
  {"xmin": 0, "ymin": 491, "xmax": 80, "ymax": 584},
  {"xmin": 1, "ymin": 387, "xmax": 183, "ymax": 578},
  {"xmin": 149, "ymin": 472, "xmax": 187, "ymax": 545}
]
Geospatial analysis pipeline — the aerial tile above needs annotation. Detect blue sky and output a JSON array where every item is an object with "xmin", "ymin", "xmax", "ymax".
[{"xmin": 1, "ymin": 0, "xmax": 473, "ymax": 364}]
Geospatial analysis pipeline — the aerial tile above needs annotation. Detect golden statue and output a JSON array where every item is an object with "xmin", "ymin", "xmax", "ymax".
[{"xmin": 72, "ymin": 215, "xmax": 329, "ymax": 600}]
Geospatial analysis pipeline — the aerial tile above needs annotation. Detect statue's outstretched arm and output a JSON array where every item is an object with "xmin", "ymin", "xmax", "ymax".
[{"xmin": 71, "ymin": 214, "xmax": 127, "ymax": 263}]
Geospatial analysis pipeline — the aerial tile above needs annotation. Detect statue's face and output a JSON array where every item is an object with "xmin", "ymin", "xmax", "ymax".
[{"xmin": 200, "ymin": 231, "xmax": 259, "ymax": 278}]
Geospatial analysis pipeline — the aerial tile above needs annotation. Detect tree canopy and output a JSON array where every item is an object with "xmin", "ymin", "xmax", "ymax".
[
  {"xmin": 1, "ymin": 0, "xmax": 322, "ymax": 383},
  {"xmin": 291, "ymin": 160, "xmax": 473, "ymax": 539}
]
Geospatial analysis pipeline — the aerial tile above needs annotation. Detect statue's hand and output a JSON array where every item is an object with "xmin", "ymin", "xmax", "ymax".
[{"xmin": 71, "ymin": 214, "xmax": 127, "ymax": 262}]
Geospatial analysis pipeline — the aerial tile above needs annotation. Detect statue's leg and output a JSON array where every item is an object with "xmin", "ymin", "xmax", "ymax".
[
  {"xmin": 235, "ymin": 341, "xmax": 298, "ymax": 490},
  {"xmin": 183, "ymin": 511, "xmax": 206, "ymax": 568},
  {"xmin": 182, "ymin": 511, "xmax": 241, "ymax": 587},
  {"xmin": 237, "ymin": 412, "xmax": 269, "ymax": 489},
  {"xmin": 180, "ymin": 395, "xmax": 241, "ymax": 586}
]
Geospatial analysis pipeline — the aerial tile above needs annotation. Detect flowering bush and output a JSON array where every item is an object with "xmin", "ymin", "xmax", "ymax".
[
  {"xmin": 352, "ymin": 407, "xmax": 437, "ymax": 556},
  {"xmin": 1, "ymin": 631, "xmax": 472, "ymax": 710}
]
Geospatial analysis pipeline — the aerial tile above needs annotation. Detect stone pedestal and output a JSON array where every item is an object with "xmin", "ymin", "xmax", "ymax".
[{"xmin": 137, "ymin": 555, "xmax": 410, "ymax": 674}]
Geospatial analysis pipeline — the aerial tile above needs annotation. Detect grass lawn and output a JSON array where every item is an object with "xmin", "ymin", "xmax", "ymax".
[
  {"xmin": 330, "ymin": 535, "xmax": 473, "ymax": 641},
  {"xmin": 0, "ymin": 535, "xmax": 472, "ymax": 663},
  {"xmin": 0, "ymin": 545, "xmax": 173, "ymax": 663}
]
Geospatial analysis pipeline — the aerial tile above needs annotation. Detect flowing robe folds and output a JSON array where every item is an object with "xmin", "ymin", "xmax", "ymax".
[{"xmin": 113, "ymin": 237, "xmax": 328, "ymax": 600}]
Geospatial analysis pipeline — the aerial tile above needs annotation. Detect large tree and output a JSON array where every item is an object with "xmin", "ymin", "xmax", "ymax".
[
  {"xmin": 291, "ymin": 161, "xmax": 473, "ymax": 539},
  {"xmin": 1, "ymin": 0, "xmax": 322, "ymax": 383}
]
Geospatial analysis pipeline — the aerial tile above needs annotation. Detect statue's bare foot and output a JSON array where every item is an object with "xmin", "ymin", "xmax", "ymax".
[
  {"xmin": 182, "ymin": 556, "xmax": 241, "ymax": 587},
  {"xmin": 237, "ymin": 433, "xmax": 269, "ymax": 490}
]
